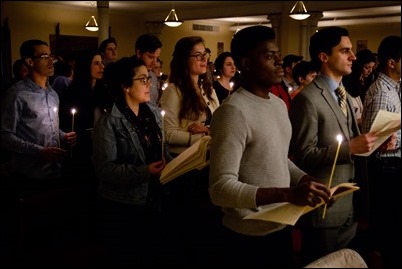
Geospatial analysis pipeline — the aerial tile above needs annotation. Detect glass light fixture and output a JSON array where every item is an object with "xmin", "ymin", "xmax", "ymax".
[
  {"xmin": 289, "ymin": 1, "xmax": 311, "ymax": 20},
  {"xmin": 164, "ymin": 2, "xmax": 182, "ymax": 27},
  {"xmin": 85, "ymin": 2, "xmax": 99, "ymax": 31},
  {"xmin": 85, "ymin": 15, "xmax": 99, "ymax": 31}
]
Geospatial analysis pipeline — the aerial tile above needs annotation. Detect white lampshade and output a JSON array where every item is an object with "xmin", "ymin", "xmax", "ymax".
[
  {"xmin": 289, "ymin": 13, "xmax": 311, "ymax": 20},
  {"xmin": 85, "ymin": 15, "xmax": 99, "ymax": 31},
  {"xmin": 164, "ymin": 8, "xmax": 182, "ymax": 27},
  {"xmin": 289, "ymin": 1, "xmax": 311, "ymax": 20}
]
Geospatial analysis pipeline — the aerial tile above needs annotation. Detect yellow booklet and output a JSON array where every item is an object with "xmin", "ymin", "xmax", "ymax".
[
  {"xmin": 160, "ymin": 136, "xmax": 211, "ymax": 184},
  {"xmin": 243, "ymin": 182, "xmax": 359, "ymax": 226}
]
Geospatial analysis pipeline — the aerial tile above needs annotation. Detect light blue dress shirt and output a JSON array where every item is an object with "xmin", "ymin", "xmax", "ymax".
[{"xmin": 1, "ymin": 77, "xmax": 65, "ymax": 178}]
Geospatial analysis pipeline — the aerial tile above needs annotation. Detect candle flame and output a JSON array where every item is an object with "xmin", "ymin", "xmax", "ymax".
[
  {"xmin": 71, "ymin": 108, "xmax": 76, "ymax": 115},
  {"xmin": 336, "ymin": 134, "xmax": 343, "ymax": 143},
  {"xmin": 161, "ymin": 110, "xmax": 166, "ymax": 117}
]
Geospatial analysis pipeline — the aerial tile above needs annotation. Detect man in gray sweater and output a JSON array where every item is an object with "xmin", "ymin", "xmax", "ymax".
[{"xmin": 208, "ymin": 26, "xmax": 331, "ymax": 268}]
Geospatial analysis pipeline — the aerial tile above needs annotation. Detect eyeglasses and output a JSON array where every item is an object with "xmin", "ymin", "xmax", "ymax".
[
  {"xmin": 32, "ymin": 54, "xmax": 55, "ymax": 60},
  {"xmin": 133, "ymin": 75, "xmax": 152, "ymax": 85},
  {"xmin": 32, "ymin": 54, "xmax": 58, "ymax": 63},
  {"xmin": 189, "ymin": 52, "xmax": 210, "ymax": 61}
]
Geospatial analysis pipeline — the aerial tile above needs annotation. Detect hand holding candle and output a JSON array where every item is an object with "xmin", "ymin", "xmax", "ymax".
[
  {"xmin": 161, "ymin": 110, "xmax": 166, "ymax": 159},
  {"xmin": 322, "ymin": 134, "xmax": 343, "ymax": 219}
]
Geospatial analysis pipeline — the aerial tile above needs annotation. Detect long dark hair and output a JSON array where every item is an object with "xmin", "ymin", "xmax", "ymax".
[
  {"xmin": 343, "ymin": 49, "xmax": 376, "ymax": 98},
  {"xmin": 214, "ymin": 51, "xmax": 233, "ymax": 77},
  {"xmin": 169, "ymin": 36, "xmax": 216, "ymax": 121}
]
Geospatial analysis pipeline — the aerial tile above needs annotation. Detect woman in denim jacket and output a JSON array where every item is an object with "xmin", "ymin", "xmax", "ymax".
[{"xmin": 91, "ymin": 57, "xmax": 172, "ymax": 268}]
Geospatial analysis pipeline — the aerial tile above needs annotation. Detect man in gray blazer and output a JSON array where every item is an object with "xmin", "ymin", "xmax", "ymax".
[{"xmin": 289, "ymin": 26, "xmax": 379, "ymax": 265}]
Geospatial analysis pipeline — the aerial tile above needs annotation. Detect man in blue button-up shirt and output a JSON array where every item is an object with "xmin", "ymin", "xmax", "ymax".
[{"xmin": 1, "ymin": 39, "xmax": 76, "ymax": 190}]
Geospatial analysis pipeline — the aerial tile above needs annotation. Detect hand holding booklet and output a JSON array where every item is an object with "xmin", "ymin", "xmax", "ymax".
[
  {"xmin": 160, "ymin": 136, "xmax": 211, "ymax": 184},
  {"xmin": 356, "ymin": 110, "xmax": 401, "ymax": 156},
  {"xmin": 243, "ymin": 182, "xmax": 359, "ymax": 226}
]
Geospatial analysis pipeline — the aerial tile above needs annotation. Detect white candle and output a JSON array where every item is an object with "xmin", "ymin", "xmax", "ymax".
[
  {"xmin": 71, "ymin": 108, "xmax": 76, "ymax": 131},
  {"xmin": 161, "ymin": 110, "xmax": 166, "ymax": 158},
  {"xmin": 162, "ymin": 82, "xmax": 168, "ymax": 91},
  {"xmin": 322, "ymin": 134, "xmax": 343, "ymax": 219},
  {"xmin": 229, "ymin": 82, "xmax": 234, "ymax": 96},
  {"xmin": 53, "ymin": 107, "xmax": 60, "ymax": 147}
]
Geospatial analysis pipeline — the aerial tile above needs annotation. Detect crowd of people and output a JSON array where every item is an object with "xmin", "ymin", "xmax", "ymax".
[{"xmin": 1, "ymin": 27, "xmax": 400, "ymax": 268}]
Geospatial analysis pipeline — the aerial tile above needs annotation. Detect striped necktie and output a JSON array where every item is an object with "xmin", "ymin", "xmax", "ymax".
[{"xmin": 336, "ymin": 86, "xmax": 347, "ymax": 116}]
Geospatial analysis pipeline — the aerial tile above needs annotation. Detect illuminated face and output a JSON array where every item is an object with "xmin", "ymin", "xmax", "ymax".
[
  {"xmin": 246, "ymin": 40, "xmax": 283, "ymax": 87},
  {"xmin": 30, "ymin": 45, "xmax": 55, "ymax": 77},
  {"xmin": 303, "ymin": 71, "xmax": 318, "ymax": 86},
  {"xmin": 138, "ymin": 48, "xmax": 161, "ymax": 71},
  {"xmin": 152, "ymin": 60, "xmax": 162, "ymax": 77},
  {"xmin": 188, "ymin": 42, "xmax": 208, "ymax": 76},
  {"xmin": 126, "ymin": 65, "xmax": 152, "ymax": 104},
  {"xmin": 221, "ymin": 56, "xmax": 237, "ymax": 79},
  {"xmin": 327, "ymin": 36, "xmax": 356, "ymax": 77},
  {"xmin": 91, "ymin": 54, "xmax": 104, "ymax": 80},
  {"xmin": 361, "ymin": 62, "xmax": 375, "ymax": 78},
  {"xmin": 103, "ymin": 43, "xmax": 117, "ymax": 62}
]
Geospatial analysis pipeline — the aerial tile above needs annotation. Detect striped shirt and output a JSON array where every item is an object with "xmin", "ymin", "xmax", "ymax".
[{"xmin": 361, "ymin": 72, "xmax": 401, "ymax": 158}]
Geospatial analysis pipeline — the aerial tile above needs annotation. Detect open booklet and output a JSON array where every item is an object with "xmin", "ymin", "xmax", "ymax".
[
  {"xmin": 243, "ymin": 182, "xmax": 360, "ymax": 226},
  {"xmin": 356, "ymin": 110, "xmax": 401, "ymax": 156},
  {"xmin": 160, "ymin": 136, "xmax": 211, "ymax": 185}
]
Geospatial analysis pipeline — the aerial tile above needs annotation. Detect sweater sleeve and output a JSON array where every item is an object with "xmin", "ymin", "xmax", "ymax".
[
  {"xmin": 209, "ymin": 103, "xmax": 259, "ymax": 209},
  {"xmin": 160, "ymin": 84, "xmax": 204, "ymax": 151}
]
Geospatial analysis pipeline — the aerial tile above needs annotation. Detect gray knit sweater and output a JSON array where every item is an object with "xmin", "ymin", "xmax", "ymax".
[{"xmin": 209, "ymin": 87, "xmax": 306, "ymax": 236}]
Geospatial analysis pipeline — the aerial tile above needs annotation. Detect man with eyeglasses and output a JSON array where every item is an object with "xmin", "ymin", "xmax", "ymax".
[
  {"xmin": 133, "ymin": 34, "xmax": 162, "ymax": 106},
  {"xmin": 1, "ymin": 39, "xmax": 77, "ymax": 250}
]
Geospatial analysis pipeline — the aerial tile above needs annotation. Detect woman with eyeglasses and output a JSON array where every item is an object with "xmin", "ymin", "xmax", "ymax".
[
  {"xmin": 159, "ymin": 36, "xmax": 220, "ymax": 267},
  {"xmin": 91, "ymin": 57, "xmax": 172, "ymax": 267}
]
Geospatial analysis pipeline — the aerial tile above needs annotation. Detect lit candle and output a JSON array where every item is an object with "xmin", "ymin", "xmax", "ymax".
[
  {"xmin": 70, "ymin": 108, "xmax": 77, "ymax": 158},
  {"xmin": 162, "ymin": 82, "xmax": 168, "ymax": 91},
  {"xmin": 322, "ymin": 134, "xmax": 343, "ymax": 219},
  {"xmin": 229, "ymin": 82, "xmax": 234, "ymax": 95},
  {"xmin": 53, "ymin": 107, "xmax": 60, "ymax": 147},
  {"xmin": 161, "ymin": 110, "xmax": 165, "ymax": 159},
  {"xmin": 71, "ymin": 108, "xmax": 76, "ymax": 132}
]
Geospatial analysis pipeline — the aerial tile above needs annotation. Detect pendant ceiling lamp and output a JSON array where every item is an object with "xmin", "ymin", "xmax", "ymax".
[
  {"xmin": 85, "ymin": 2, "xmax": 99, "ymax": 31},
  {"xmin": 85, "ymin": 15, "xmax": 99, "ymax": 31},
  {"xmin": 289, "ymin": 1, "xmax": 311, "ymax": 20},
  {"xmin": 164, "ymin": 2, "xmax": 182, "ymax": 27}
]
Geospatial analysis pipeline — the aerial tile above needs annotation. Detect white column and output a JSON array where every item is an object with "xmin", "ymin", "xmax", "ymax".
[
  {"xmin": 300, "ymin": 11, "xmax": 323, "ymax": 60},
  {"xmin": 145, "ymin": 22, "xmax": 165, "ymax": 37},
  {"xmin": 267, "ymin": 13, "xmax": 282, "ymax": 48},
  {"xmin": 97, "ymin": 1, "xmax": 109, "ymax": 44}
]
